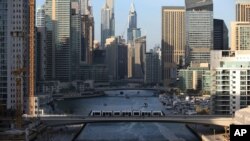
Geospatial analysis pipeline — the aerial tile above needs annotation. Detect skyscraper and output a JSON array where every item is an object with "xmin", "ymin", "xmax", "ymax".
[
  {"xmin": 101, "ymin": 0, "xmax": 115, "ymax": 48},
  {"xmin": 71, "ymin": 2, "xmax": 81, "ymax": 80},
  {"xmin": 231, "ymin": 22, "xmax": 250, "ymax": 50},
  {"xmin": 36, "ymin": 6, "xmax": 45, "ymax": 27},
  {"xmin": 213, "ymin": 19, "xmax": 229, "ymax": 50},
  {"xmin": 162, "ymin": 6, "xmax": 186, "ymax": 86},
  {"xmin": 0, "ymin": 0, "xmax": 8, "ymax": 112},
  {"xmin": 236, "ymin": 0, "xmax": 250, "ymax": 22},
  {"xmin": 134, "ymin": 36, "xmax": 146, "ymax": 79},
  {"xmin": 185, "ymin": 0, "xmax": 213, "ymax": 67},
  {"xmin": 44, "ymin": 0, "xmax": 55, "ymax": 81},
  {"xmin": 55, "ymin": 0, "xmax": 71, "ymax": 82},
  {"xmin": 127, "ymin": 44, "xmax": 134, "ymax": 78},
  {"xmin": 127, "ymin": 1, "xmax": 142, "ymax": 79},
  {"xmin": 127, "ymin": 1, "xmax": 141, "ymax": 44},
  {"xmin": 107, "ymin": 0, "xmax": 115, "ymax": 36},
  {"xmin": 45, "ymin": 0, "xmax": 71, "ymax": 82},
  {"xmin": 36, "ymin": 6, "xmax": 46, "ymax": 81},
  {"xmin": 145, "ymin": 48, "xmax": 162, "ymax": 85},
  {"xmin": 80, "ymin": 0, "xmax": 89, "ymax": 15},
  {"xmin": 1, "ymin": 0, "xmax": 35, "ymax": 114},
  {"xmin": 80, "ymin": 1, "xmax": 94, "ymax": 64},
  {"xmin": 105, "ymin": 37, "xmax": 127, "ymax": 80},
  {"xmin": 233, "ymin": 0, "xmax": 250, "ymax": 51}
]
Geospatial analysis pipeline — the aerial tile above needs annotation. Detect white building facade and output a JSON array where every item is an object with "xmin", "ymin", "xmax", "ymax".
[{"xmin": 211, "ymin": 50, "xmax": 250, "ymax": 115}]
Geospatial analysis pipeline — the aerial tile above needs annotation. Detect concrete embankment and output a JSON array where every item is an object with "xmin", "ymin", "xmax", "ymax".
[
  {"xmin": 0, "ymin": 123, "xmax": 46, "ymax": 141},
  {"xmin": 71, "ymin": 124, "xmax": 86, "ymax": 141},
  {"xmin": 35, "ymin": 124, "xmax": 83, "ymax": 141},
  {"xmin": 186, "ymin": 124, "xmax": 202, "ymax": 141},
  {"xmin": 186, "ymin": 124, "xmax": 228, "ymax": 141},
  {"xmin": 57, "ymin": 93, "xmax": 105, "ymax": 100}
]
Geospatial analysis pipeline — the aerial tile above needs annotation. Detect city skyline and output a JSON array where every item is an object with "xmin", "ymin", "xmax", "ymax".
[{"xmin": 37, "ymin": 0, "xmax": 235, "ymax": 49}]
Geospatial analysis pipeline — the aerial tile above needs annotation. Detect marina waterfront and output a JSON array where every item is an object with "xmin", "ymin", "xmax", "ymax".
[{"xmin": 56, "ymin": 90, "xmax": 200, "ymax": 141}]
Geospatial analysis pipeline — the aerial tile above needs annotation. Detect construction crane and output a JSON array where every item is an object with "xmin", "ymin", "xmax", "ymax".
[
  {"xmin": 10, "ymin": 0, "xmax": 35, "ymax": 128},
  {"xmin": 12, "ymin": 68, "xmax": 26, "ymax": 128},
  {"xmin": 28, "ymin": 0, "xmax": 35, "ymax": 116}
]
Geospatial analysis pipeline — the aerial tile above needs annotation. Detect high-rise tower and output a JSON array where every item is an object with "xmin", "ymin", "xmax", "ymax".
[
  {"xmin": 232, "ymin": 0, "xmax": 250, "ymax": 51},
  {"xmin": 236, "ymin": 0, "xmax": 250, "ymax": 22},
  {"xmin": 1, "ymin": 0, "xmax": 35, "ymax": 115},
  {"xmin": 162, "ymin": 6, "xmax": 186, "ymax": 86},
  {"xmin": 185, "ymin": 0, "xmax": 213, "ymax": 67},
  {"xmin": 80, "ymin": 0, "xmax": 94, "ymax": 64},
  {"xmin": 45, "ymin": 0, "xmax": 71, "ymax": 82},
  {"xmin": 213, "ymin": 19, "xmax": 229, "ymax": 50},
  {"xmin": 101, "ymin": 0, "xmax": 115, "ymax": 48},
  {"xmin": 127, "ymin": 1, "xmax": 141, "ymax": 44},
  {"xmin": 36, "ymin": 6, "xmax": 46, "ymax": 81}
]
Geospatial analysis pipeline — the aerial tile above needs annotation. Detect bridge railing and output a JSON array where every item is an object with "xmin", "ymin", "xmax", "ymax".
[{"xmin": 23, "ymin": 114, "xmax": 233, "ymax": 119}]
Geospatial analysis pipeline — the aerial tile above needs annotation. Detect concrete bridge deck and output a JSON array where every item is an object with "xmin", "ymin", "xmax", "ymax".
[{"xmin": 27, "ymin": 115, "xmax": 233, "ymax": 127}]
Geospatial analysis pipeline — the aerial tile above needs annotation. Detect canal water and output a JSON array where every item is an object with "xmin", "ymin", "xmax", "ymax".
[{"xmin": 56, "ymin": 90, "xmax": 200, "ymax": 141}]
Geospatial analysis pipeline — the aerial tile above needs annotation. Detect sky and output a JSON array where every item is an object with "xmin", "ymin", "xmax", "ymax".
[{"xmin": 37, "ymin": 0, "xmax": 235, "ymax": 50}]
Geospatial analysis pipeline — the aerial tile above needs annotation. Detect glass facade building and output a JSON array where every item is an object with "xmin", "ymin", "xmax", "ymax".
[
  {"xmin": 101, "ymin": 0, "xmax": 115, "ymax": 48},
  {"xmin": 45, "ymin": 0, "xmax": 71, "ymax": 82},
  {"xmin": 127, "ymin": 2, "xmax": 141, "ymax": 44},
  {"xmin": 185, "ymin": 0, "xmax": 213, "ymax": 66}
]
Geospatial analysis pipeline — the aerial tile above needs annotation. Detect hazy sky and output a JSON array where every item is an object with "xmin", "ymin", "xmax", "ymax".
[{"xmin": 37, "ymin": 0, "xmax": 235, "ymax": 49}]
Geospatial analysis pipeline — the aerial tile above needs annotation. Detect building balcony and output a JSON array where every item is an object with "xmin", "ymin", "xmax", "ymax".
[
  {"xmin": 216, "ymin": 91, "xmax": 230, "ymax": 95},
  {"xmin": 215, "ymin": 101, "xmax": 230, "ymax": 106},
  {"xmin": 222, "ymin": 77, "xmax": 230, "ymax": 80},
  {"xmin": 216, "ymin": 86, "xmax": 230, "ymax": 91},
  {"xmin": 241, "ymin": 77, "xmax": 246, "ymax": 80}
]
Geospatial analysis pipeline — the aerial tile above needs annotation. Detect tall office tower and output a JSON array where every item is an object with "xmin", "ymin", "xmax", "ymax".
[
  {"xmin": 145, "ymin": 49, "xmax": 162, "ymax": 85},
  {"xmin": 185, "ymin": 0, "xmax": 213, "ymax": 67},
  {"xmin": 162, "ymin": 6, "xmax": 186, "ymax": 86},
  {"xmin": 81, "ymin": 1, "xmax": 94, "ymax": 64},
  {"xmin": 134, "ymin": 36, "xmax": 146, "ymax": 79},
  {"xmin": 71, "ymin": 2, "xmax": 81, "ymax": 80},
  {"xmin": 127, "ymin": 44, "xmax": 134, "ymax": 78},
  {"xmin": 105, "ymin": 37, "xmax": 127, "ymax": 80},
  {"xmin": 2, "ymin": 0, "xmax": 34, "ymax": 113},
  {"xmin": 0, "ymin": 0, "xmax": 8, "ymax": 112},
  {"xmin": 55, "ymin": 0, "xmax": 71, "ymax": 82},
  {"xmin": 36, "ymin": 6, "xmax": 45, "ymax": 27},
  {"xmin": 127, "ymin": 1, "xmax": 142, "ymax": 79},
  {"xmin": 236, "ymin": 0, "xmax": 250, "ymax": 22},
  {"xmin": 101, "ymin": 0, "xmax": 115, "ymax": 48},
  {"xmin": 101, "ymin": 3, "xmax": 111, "ymax": 48},
  {"xmin": 107, "ymin": 0, "xmax": 115, "ymax": 36},
  {"xmin": 80, "ymin": 0, "xmax": 89, "ymax": 15},
  {"xmin": 213, "ymin": 19, "xmax": 229, "ymax": 50},
  {"xmin": 231, "ymin": 22, "xmax": 250, "ymax": 50},
  {"xmin": 210, "ymin": 50, "xmax": 250, "ymax": 115},
  {"xmin": 127, "ymin": 1, "xmax": 141, "ymax": 44},
  {"xmin": 45, "ymin": 0, "xmax": 71, "ymax": 82},
  {"xmin": 44, "ymin": 0, "xmax": 55, "ymax": 81},
  {"xmin": 36, "ymin": 6, "xmax": 46, "ymax": 82}
]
